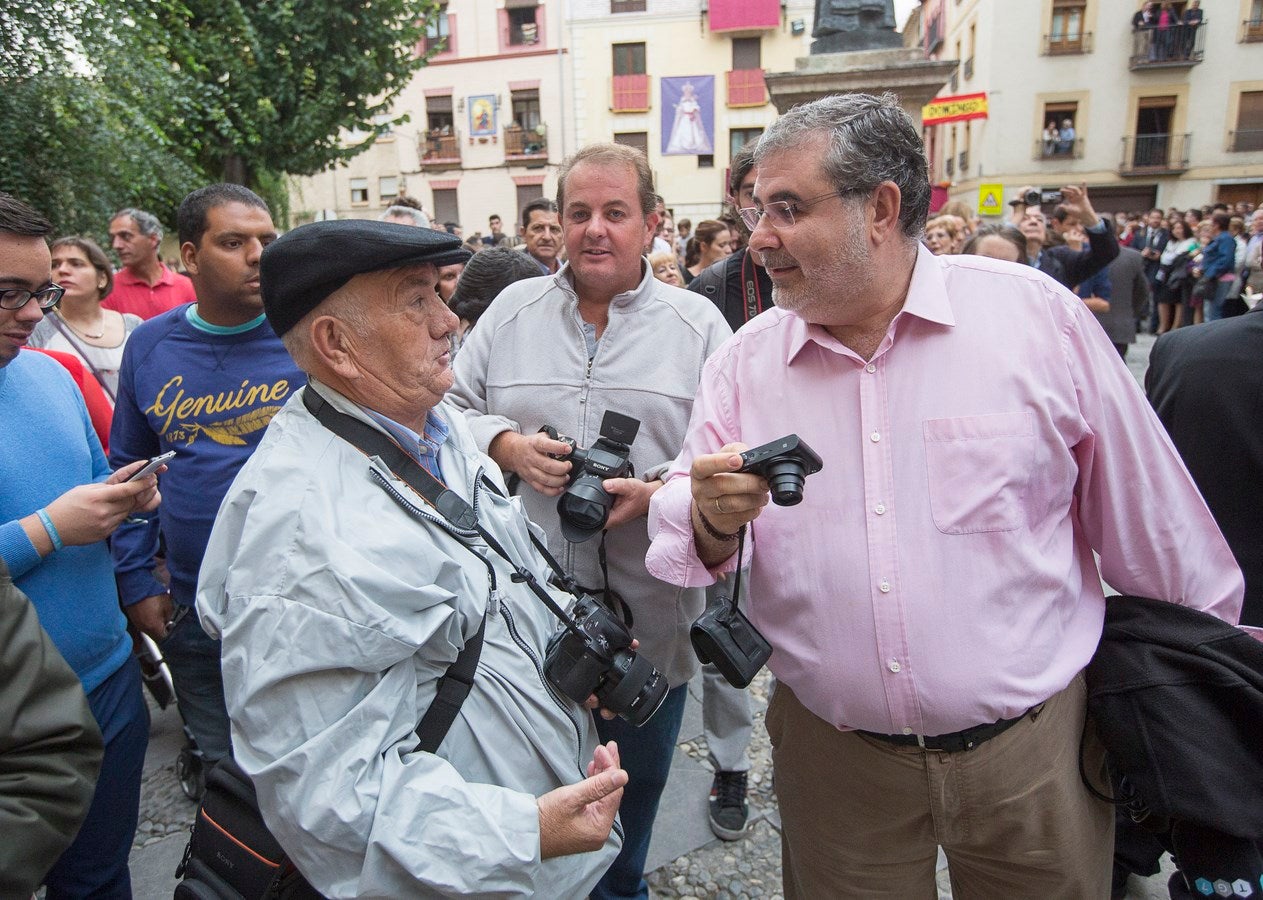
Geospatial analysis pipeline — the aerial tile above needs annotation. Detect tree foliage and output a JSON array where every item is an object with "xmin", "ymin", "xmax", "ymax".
[{"xmin": 1, "ymin": 0, "xmax": 437, "ymax": 236}]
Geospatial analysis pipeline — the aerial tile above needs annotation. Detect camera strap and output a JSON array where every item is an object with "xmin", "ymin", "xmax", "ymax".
[
  {"xmin": 728, "ymin": 525, "xmax": 749, "ymax": 615},
  {"xmin": 302, "ymin": 387, "xmax": 587, "ymax": 644}
]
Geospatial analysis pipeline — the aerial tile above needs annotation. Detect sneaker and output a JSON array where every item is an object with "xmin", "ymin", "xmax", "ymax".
[{"xmin": 708, "ymin": 770, "xmax": 749, "ymax": 841}]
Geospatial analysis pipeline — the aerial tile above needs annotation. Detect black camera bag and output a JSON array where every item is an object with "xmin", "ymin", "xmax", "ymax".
[{"xmin": 691, "ymin": 601, "xmax": 771, "ymax": 689}]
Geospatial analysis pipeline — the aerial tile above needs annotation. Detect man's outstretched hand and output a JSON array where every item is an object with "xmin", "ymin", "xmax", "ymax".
[{"xmin": 538, "ymin": 741, "xmax": 627, "ymax": 859}]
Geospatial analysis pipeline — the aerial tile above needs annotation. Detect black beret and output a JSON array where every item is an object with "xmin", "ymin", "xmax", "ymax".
[{"xmin": 260, "ymin": 219, "xmax": 472, "ymax": 337}]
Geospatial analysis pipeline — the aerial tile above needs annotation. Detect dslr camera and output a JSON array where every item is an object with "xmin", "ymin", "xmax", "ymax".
[
  {"xmin": 541, "ymin": 410, "xmax": 640, "ymax": 542},
  {"xmin": 1024, "ymin": 188, "xmax": 1064, "ymax": 207},
  {"xmin": 690, "ymin": 434, "xmax": 824, "ymax": 688},
  {"xmin": 545, "ymin": 595, "xmax": 668, "ymax": 726}
]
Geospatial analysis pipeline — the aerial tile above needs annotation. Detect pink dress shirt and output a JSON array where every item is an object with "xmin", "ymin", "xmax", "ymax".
[
  {"xmin": 104, "ymin": 263, "xmax": 196, "ymax": 320},
  {"xmin": 647, "ymin": 246, "xmax": 1243, "ymax": 737}
]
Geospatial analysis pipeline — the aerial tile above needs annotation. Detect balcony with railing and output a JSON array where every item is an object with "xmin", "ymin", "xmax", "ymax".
[
  {"xmin": 945, "ymin": 156, "xmax": 954, "ymax": 177},
  {"xmin": 958, "ymin": 149, "xmax": 969, "ymax": 175},
  {"xmin": 963, "ymin": 57, "xmax": 974, "ymax": 79},
  {"xmin": 1035, "ymin": 137, "xmax": 1084, "ymax": 160},
  {"xmin": 1119, "ymin": 133, "xmax": 1190, "ymax": 175},
  {"xmin": 1129, "ymin": 22, "xmax": 1206, "ymax": 68},
  {"xmin": 418, "ymin": 130, "xmax": 461, "ymax": 169},
  {"xmin": 1042, "ymin": 31, "xmax": 1093, "ymax": 54},
  {"xmin": 1245, "ymin": 17, "xmax": 1263, "ymax": 41},
  {"xmin": 1229, "ymin": 129, "xmax": 1263, "ymax": 152},
  {"xmin": 504, "ymin": 123, "xmax": 548, "ymax": 163}
]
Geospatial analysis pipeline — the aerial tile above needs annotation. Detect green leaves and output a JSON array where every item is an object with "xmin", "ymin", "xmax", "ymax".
[{"xmin": 0, "ymin": 0, "xmax": 437, "ymax": 235}]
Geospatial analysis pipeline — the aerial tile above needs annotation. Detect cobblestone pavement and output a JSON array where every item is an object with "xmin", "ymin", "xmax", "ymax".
[{"xmin": 135, "ymin": 334, "xmax": 1170, "ymax": 896}]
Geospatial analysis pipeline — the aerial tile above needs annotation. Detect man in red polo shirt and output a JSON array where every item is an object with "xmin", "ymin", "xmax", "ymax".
[{"xmin": 105, "ymin": 208, "xmax": 196, "ymax": 319}]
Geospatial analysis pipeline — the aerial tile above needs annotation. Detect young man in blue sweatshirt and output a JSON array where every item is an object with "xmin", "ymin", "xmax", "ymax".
[
  {"xmin": 0, "ymin": 192, "xmax": 161, "ymax": 897},
  {"xmin": 110, "ymin": 184, "xmax": 304, "ymax": 771}
]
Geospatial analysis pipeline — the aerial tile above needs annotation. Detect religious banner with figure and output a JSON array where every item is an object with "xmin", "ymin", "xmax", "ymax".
[{"xmin": 661, "ymin": 76, "xmax": 715, "ymax": 156}]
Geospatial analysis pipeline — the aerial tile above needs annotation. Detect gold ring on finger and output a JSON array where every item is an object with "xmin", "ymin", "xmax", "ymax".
[{"xmin": 714, "ymin": 497, "xmax": 725, "ymax": 515}]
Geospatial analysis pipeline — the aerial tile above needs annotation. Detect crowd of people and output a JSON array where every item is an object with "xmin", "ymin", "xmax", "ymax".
[
  {"xmin": 2, "ymin": 89, "xmax": 1260, "ymax": 900},
  {"xmin": 917, "ymin": 192, "xmax": 1263, "ymax": 359}
]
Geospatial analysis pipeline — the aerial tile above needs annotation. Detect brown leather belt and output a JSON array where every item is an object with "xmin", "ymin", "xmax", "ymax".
[{"xmin": 857, "ymin": 705, "xmax": 1039, "ymax": 753}]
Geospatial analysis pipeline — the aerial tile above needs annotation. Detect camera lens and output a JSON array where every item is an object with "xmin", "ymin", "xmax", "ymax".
[
  {"xmin": 600, "ymin": 651, "xmax": 668, "ymax": 727},
  {"xmin": 557, "ymin": 476, "xmax": 614, "ymax": 541},
  {"xmin": 764, "ymin": 459, "xmax": 808, "ymax": 506}
]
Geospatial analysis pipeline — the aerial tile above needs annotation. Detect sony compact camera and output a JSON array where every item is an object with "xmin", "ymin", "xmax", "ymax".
[
  {"xmin": 1024, "ymin": 188, "xmax": 1064, "ymax": 207},
  {"xmin": 545, "ymin": 595, "xmax": 668, "ymax": 726},
  {"xmin": 542, "ymin": 410, "xmax": 640, "ymax": 542},
  {"xmin": 690, "ymin": 434, "xmax": 824, "ymax": 688}
]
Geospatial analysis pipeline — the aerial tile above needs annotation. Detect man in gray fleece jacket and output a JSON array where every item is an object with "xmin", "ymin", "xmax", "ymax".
[{"xmin": 449, "ymin": 142, "xmax": 731, "ymax": 900}]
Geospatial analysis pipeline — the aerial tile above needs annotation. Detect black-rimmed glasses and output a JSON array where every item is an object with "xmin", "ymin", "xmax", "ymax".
[
  {"xmin": 738, "ymin": 191, "xmax": 847, "ymax": 231},
  {"xmin": 0, "ymin": 284, "xmax": 65, "ymax": 310}
]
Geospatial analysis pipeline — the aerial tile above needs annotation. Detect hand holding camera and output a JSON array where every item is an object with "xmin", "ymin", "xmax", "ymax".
[{"xmin": 489, "ymin": 430, "xmax": 573, "ymax": 496}]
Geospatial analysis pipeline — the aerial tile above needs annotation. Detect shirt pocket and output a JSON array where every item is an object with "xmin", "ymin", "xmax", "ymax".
[{"xmin": 923, "ymin": 412, "xmax": 1034, "ymax": 535}]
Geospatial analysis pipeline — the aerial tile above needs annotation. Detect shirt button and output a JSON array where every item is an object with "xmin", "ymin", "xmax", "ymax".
[
  {"xmin": 888, "ymin": 659, "xmax": 901, "ymax": 673},
  {"xmin": 870, "ymin": 431, "xmax": 881, "ymax": 442},
  {"xmin": 865, "ymin": 363, "xmax": 876, "ymax": 373},
  {"xmin": 879, "ymin": 579, "xmax": 891, "ymax": 593},
  {"xmin": 875, "ymin": 503, "xmax": 886, "ymax": 515},
  {"xmin": 902, "ymin": 726, "xmax": 913, "ymax": 735}
]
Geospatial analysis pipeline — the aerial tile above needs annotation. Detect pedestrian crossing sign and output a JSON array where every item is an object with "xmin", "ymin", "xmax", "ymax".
[{"xmin": 978, "ymin": 183, "xmax": 1003, "ymax": 217}]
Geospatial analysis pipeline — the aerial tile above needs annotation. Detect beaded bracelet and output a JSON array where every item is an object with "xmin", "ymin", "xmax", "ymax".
[
  {"xmin": 36, "ymin": 508, "xmax": 64, "ymax": 552},
  {"xmin": 695, "ymin": 504, "xmax": 739, "ymax": 542}
]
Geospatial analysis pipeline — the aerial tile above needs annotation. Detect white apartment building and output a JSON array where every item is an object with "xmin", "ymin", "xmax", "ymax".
[
  {"xmin": 919, "ymin": 0, "xmax": 1263, "ymax": 215},
  {"xmin": 289, "ymin": 0, "xmax": 814, "ymax": 233}
]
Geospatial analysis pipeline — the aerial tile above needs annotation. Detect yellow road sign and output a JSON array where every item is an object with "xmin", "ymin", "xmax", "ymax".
[{"xmin": 978, "ymin": 183, "xmax": 1003, "ymax": 217}]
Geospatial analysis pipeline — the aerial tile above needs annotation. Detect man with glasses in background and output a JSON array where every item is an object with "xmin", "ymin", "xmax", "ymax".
[
  {"xmin": 0, "ymin": 192, "xmax": 161, "ymax": 897},
  {"xmin": 646, "ymin": 93, "xmax": 1242, "ymax": 897}
]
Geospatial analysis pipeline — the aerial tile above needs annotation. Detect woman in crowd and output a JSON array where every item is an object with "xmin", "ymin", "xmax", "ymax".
[
  {"xmin": 938, "ymin": 201, "xmax": 976, "ymax": 250},
  {"xmin": 682, "ymin": 219, "xmax": 732, "ymax": 285},
  {"xmin": 923, "ymin": 215, "xmax": 961, "ymax": 256},
  {"xmin": 649, "ymin": 251, "xmax": 683, "ymax": 287},
  {"xmin": 959, "ymin": 224, "xmax": 1027, "ymax": 264},
  {"xmin": 1154, "ymin": 218, "xmax": 1199, "ymax": 332},
  {"xmin": 29, "ymin": 236, "xmax": 140, "ymax": 403},
  {"xmin": 447, "ymin": 245, "xmax": 541, "ymax": 356}
]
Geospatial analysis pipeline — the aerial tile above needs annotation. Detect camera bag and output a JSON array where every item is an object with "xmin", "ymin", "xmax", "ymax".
[{"xmin": 689, "ymin": 526, "xmax": 771, "ymax": 689}]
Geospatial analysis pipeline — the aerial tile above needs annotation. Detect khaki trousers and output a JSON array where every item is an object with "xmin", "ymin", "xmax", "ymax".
[{"xmin": 766, "ymin": 674, "xmax": 1112, "ymax": 899}]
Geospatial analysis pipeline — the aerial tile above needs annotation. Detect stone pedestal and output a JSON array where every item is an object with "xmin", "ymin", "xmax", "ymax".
[{"xmin": 765, "ymin": 47, "xmax": 958, "ymax": 126}]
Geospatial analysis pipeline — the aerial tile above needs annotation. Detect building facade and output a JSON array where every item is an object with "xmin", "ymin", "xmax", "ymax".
[
  {"xmin": 289, "ymin": 0, "xmax": 815, "ymax": 233},
  {"xmin": 920, "ymin": 0, "xmax": 1263, "ymax": 216}
]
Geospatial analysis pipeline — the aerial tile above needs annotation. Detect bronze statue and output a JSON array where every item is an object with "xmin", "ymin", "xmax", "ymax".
[{"xmin": 812, "ymin": 0, "xmax": 902, "ymax": 53}]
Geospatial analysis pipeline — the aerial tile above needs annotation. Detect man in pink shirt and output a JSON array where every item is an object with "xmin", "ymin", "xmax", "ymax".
[
  {"xmin": 105, "ymin": 208, "xmax": 196, "ymax": 320},
  {"xmin": 645, "ymin": 93, "xmax": 1243, "ymax": 897}
]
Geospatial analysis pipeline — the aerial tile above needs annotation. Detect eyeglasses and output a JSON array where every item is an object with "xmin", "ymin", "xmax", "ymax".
[
  {"xmin": 738, "ymin": 190, "xmax": 847, "ymax": 231},
  {"xmin": 0, "ymin": 284, "xmax": 65, "ymax": 310}
]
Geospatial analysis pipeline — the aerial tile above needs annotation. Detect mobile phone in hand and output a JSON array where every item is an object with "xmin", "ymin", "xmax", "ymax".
[{"xmin": 126, "ymin": 451, "xmax": 176, "ymax": 482}]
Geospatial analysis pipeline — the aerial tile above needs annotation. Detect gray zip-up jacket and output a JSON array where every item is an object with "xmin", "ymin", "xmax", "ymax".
[
  {"xmin": 198, "ymin": 381, "xmax": 619, "ymax": 898},
  {"xmin": 448, "ymin": 263, "xmax": 732, "ymax": 686}
]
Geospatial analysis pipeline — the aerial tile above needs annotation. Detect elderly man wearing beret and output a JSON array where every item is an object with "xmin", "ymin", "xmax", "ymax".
[{"xmin": 196, "ymin": 219, "xmax": 628, "ymax": 897}]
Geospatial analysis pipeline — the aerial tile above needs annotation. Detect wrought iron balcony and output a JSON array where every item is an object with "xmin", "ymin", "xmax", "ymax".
[
  {"xmin": 505, "ymin": 123, "xmax": 548, "ymax": 161},
  {"xmin": 1119, "ymin": 133, "xmax": 1190, "ymax": 175},
  {"xmin": 1244, "ymin": 17, "xmax": 1263, "ymax": 41},
  {"xmin": 418, "ymin": 130, "xmax": 461, "ymax": 169},
  {"xmin": 1229, "ymin": 129, "xmax": 1263, "ymax": 152},
  {"xmin": 1034, "ymin": 137, "xmax": 1084, "ymax": 160},
  {"xmin": 1129, "ymin": 21, "xmax": 1206, "ymax": 68},
  {"xmin": 1042, "ymin": 32, "xmax": 1093, "ymax": 55}
]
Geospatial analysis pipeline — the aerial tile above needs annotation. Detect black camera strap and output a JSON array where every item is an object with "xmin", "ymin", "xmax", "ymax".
[
  {"xmin": 728, "ymin": 525, "xmax": 749, "ymax": 615},
  {"xmin": 302, "ymin": 387, "xmax": 586, "ymax": 645}
]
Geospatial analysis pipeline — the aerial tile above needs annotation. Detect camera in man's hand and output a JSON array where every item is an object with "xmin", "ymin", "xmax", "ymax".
[
  {"xmin": 738, "ymin": 434, "xmax": 823, "ymax": 506},
  {"xmin": 1024, "ymin": 188, "xmax": 1064, "ymax": 207},
  {"xmin": 545, "ymin": 595, "xmax": 668, "ymax": 726},
  {"xmin": 541, "ymin": 410, "xmax": 641, "ymax": 542}
]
